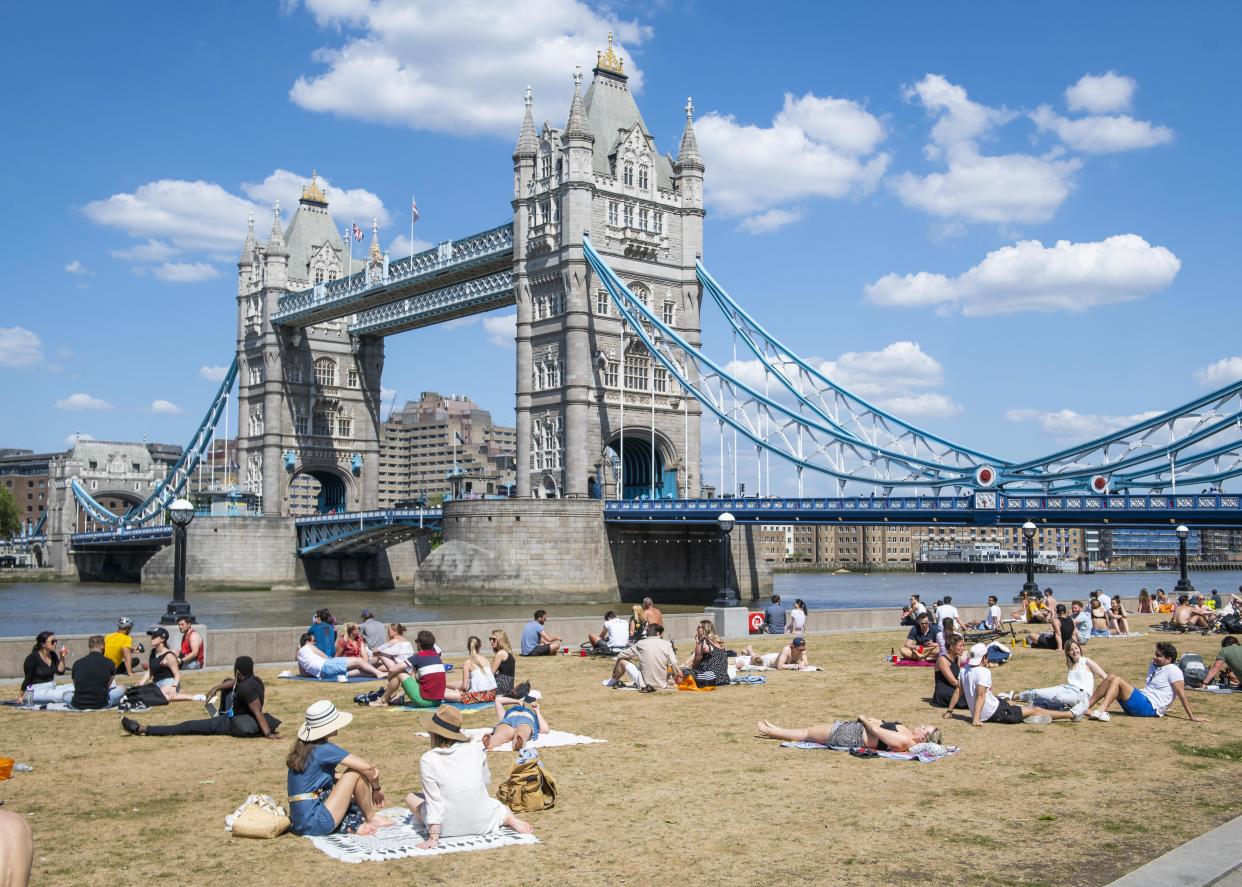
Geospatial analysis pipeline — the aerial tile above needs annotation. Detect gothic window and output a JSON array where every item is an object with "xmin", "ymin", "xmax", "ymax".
[
  {"xmin": 248, "ymin": 407, "xmax": 264, "ymax": 437},
  {"xmin": 555, "ymin": 359, "xmax": 564, "ymax": 387},
  {"xmin": 288, "ymin": 362, "xmax": 303, "ymax": 384},
  {"xmin": 294, "ymin": 411, "xmax": 308, "ymax": 436},
  {"xmin": 314, "ymin": 358, "xmax": 337, "ymax": 388},
  {"xmin": 625, "ymin": 356, "xmax": 649, "ymax": 390},
  {"xmin": 638, "ymin": 207, "xmax": 649, "ymax": 230},
  {"xmin": 596, "ymin": 290, "xmax": 610, "ymax": 315},
  {"xmin": 313, "ymin": 405, "xmax": 333, "ymax": 437},
  {"xmin": 314, "ymin": 268, "xmax": 325, "ymax": 285},
  {"xmin": 661, "ymin": 301, "xmax": 675, "ymax": 325},
  {"xmin": 608, "ymin": 202, "xmax": 618, "ymax": 226},
  {"xmin": 638, "ymin": 166, "xmax": 649, "ymax": 190},
  {"xmin": 624, "ymin": 163, "xmax": 633, "ymax": 186},
  {"xmin": 540, "ymin": 152, "xmax": 552, "ymax": 179},
  {"xmin": 630, "ymin": 283, "xmax": 650, "ymax": 307},
  {"xmin": 540, "ymin": 200, "xmax": 551, "ymax": 226},
  {"xmin": 654, "ymin": 211, "xmax": 664, "ymax": 234},
  {"xmin": 535, "ymin": 364, "xmax": 546, "ymax": 390},
  {"xmin": 347, "ymin": 367, "xmax": 359, "ymax": 388},
  {"xmin": 328, "ymin": 269, "xmax": 338, "ymax": 281},
  {"xmin": 623, "ymin": 204, "xmax": 634, "ymax": 227},
  {"xmin": 603, "ymin": 361, "xmax": 619, "ymax": 388},
  {"xmin": 337, "ymin": 414, "xmax": 353, "ymax": 438},
  {"xmin": 248, "ymin": 361, "xmax": 263, "ymax": 386},
  {"xmin": 653, "ymin": 365, "xmax": 668, "ymax": 393}
]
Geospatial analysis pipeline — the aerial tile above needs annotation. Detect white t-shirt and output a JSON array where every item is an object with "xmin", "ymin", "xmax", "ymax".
[
  {"xmin": 603, "ymin": 617, "xmax": 629, "ymax": 648},
  {"xmin": 936, "ymin": 604, "xmax": 960, "ymax": 626},
  {"xmin": 1066, "ymin": 659, "xmax": 1096, "ymax": 695},
  {"xmin": 1073, "ymin": 611, "xmax": 1091, "ymax": 643},
  {"xmin": 759, "ymin": 652, "xmax": 781, "ymax": 668},
  {"xmin": 788, "ymin": 608, "xmax": 807, "ymax": 632},
  {"xmin": 912, "ymin": 601, "xmax": 927, "ymax": 616},
  {"xmin": 1140, "ymin": 663, "xmax": 1184, "ymax": 714},
  {"xmin": 297, "ymin": 645, "xmax": 323, "ymax": 678},
  {"xmin": 959, "ymin": 663, "xmax": 998, "ymax": 722},
  {"xmin": 986, "ymin": 605, "xmax": 1001, "ymax": 630}
]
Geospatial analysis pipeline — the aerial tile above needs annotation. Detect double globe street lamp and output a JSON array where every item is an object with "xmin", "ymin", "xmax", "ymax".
[
  {"xmin": 1174, "ymin": 524, "xmax": 1195, "ymax": 593},
  {"xmin": 160, "ymin": 497, "xmax": 197, "ymax": 625}
]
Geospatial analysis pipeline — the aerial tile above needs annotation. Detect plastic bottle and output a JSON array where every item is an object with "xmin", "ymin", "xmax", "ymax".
[{"xmin": 13, "ymin": 763, "xmax": 32, "ymax": 773}]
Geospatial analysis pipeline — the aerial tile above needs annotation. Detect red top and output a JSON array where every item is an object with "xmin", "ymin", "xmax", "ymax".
[
  {"xmin": 180, "ymin": 629, "xmax": 205, "ymax": 667},
  {"xmin": 340, "ymin": 638, "xmax": 363, "ymax": 658}
]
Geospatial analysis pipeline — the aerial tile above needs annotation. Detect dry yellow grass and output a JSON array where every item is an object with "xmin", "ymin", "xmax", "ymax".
[{"xmin": 2, "ymin": 614, "xmax": 1240, "ymax": 886}]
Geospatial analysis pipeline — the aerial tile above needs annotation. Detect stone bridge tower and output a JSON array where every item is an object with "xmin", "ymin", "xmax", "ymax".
[
  {"xmin": 235, "ymin": 176, "xmax": 385, "ymax": 516},
  {"xmin": 512, "ymin": 36, "xmax": 704, "ymax": 500}
]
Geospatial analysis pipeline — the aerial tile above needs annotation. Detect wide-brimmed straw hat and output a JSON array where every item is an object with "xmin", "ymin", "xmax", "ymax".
[
  {"xmin": 298, "ymin": 700, "xmax": 353, "ymax": 742},
  {"xmin": 424, "ymin": 705, "xmax": 468, "ymax": 742}
]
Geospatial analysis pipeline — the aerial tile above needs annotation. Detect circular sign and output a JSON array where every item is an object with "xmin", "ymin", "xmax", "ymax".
[
  {"xmin": 748, "ymin": 612, "xmax": 764, "ymax": 634},
  {"xmin": 1090, "ymin": 475, "xmax": 1109, "ymax": 494},
  {"xmin": 974, "ymin": 465, "xmax": 997, "ymax": 488}
]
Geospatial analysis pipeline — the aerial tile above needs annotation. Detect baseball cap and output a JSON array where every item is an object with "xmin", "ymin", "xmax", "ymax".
[
  {"xmin": 146, "ymin": 626, "xmax": 169, "ymax": 641},
  {"xmin": 792, "ymin": 637, "xmax": 806, "ymax": 647},
  {"xmin": 966, "ymin": 643, "xmax": 988, "ymax": 667},
  {"xmin": 360, "ymin": 609, "xmax": 374, "ymax": 619},
  {"xmin": 117, "ymin": 616, "xmax": 133, "ymax": 628}
]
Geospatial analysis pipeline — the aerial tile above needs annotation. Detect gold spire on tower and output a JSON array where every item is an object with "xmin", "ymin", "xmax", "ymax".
[
  {"xmin": 595, "ymin": 31, "xmax": 624, "ymax": 75},
  {"xmin": 301, "ymin": 170, "xmax": 328, "ymax": 206}
]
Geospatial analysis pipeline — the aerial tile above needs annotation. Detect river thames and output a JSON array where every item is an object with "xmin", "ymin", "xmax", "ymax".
[{"xmin": 2, "ymin": 568, "xmax": 1235, "ymax": 637}]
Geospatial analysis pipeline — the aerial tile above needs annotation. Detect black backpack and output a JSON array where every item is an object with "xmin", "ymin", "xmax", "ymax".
[
  {"xmin": 121, "ymin": 684, "xmax": 169, "ymax": 710},
  {"xmin": 1179, "ymin": 653, "xmax": 1207, "ymax": 689},
  {"xmin": 1219, "ymin": 614, "xmax": 1242, "ymax": 635}
]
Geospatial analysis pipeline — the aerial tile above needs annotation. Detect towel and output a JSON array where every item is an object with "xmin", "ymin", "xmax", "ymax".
[
  {"xmin": 0, "ymin": 700, "xmax": 116, "ymax": 712},
  {"xmin": 306, "ymin": 809, "xmax": 537, "ymax": 862},
  {"xmin": 730, "ymin": 675, "xmax": 767, "ymax": 685},
  {"xmin": 412, "ymin": 727, "xmax": 605, "ymax": 752},
  {"xmin": 779, "ymin": 741, "xmax": 959, "ymax": 762},
  {"xmin": 277, "ymin": 672, "xmax": 382, "ymax": 683},
  {"xmin": 395, "ymin": 701, "xmax": 493, "ymax": 713},
  {"xmin": 890, "ymin": 659, "xmax": 935, "ymax": 667}
]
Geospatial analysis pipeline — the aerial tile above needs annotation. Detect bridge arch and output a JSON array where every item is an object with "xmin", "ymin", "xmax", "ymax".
[
  {"xmin": 287, "ymin": 464, "xmax": 355, "ymax": 516},
  {"xmin": 603, "ymin": 429, "xmax": 679, "ymax": 500},
  {"xmin": 76, "ymin": 488, "xmax": 146, "ymax": 531}
]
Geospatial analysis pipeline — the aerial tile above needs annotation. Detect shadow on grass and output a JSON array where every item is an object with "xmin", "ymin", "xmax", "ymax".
[{"xmin": 1173, "ymin": 739, "xmax": 1242, "ymax": 762}]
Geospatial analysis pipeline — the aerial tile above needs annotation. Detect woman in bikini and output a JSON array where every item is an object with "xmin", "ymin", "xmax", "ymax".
[
  {"xmin": 756, "ymin": 715, "xmax": 941, "ymax": 752},
  {"xmin": 1111, "ymin": 598, "xmax": 1131, "ymax": 636}
]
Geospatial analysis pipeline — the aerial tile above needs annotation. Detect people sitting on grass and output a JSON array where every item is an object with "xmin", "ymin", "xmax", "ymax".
[
  {"xmin": 932, "ymin": 634, "xmax": 968, "ymax": 709},
  {"xmin": 453, "ymin": 636, "xmax": 498, "ymax": 696},
  {"xmin": 521, "ymin": 610, "xmax": 562, "ymax": 656},
  {"xmin": 103, "ymin": 616, "xmax": 142, "ymax": 677},
  {"xmin": 286, "ymin": 700, "xmax": 393, "ymax": 837},
  {"xmin": 370, "ymin": 623, "xmax": 414, "ymax": 673},
  {"xmin": 1154, "ymin": 589, "xmax": 1173, "ymax": 613},
  {"xmin": 1010, "ymin": 591, "xmax": 1035, "ymax": 623},
  {"xmin": 1172, "ymin": 595, "xmax": 1217, "ymax": 630},
  {"xmin": 176, "ymin": 617, "xmax": 204, "ymax": 671},
  {"xmin": 969, "ymin": 596, "xmax": 1001, "ymax": 632},
  {"xmin": 308, "ymin": 608, "xmax": 337, "ymax": 655},
  {"xmin": 946, "ymin": 643, "xmax": 1075, "ymax": 726},
  {"xmin": 756, "ymin": 715, "xmax": 941, "ymax": 752},
  {"xmin": 628, "ymin": 604, "xmax": 648, "ymax": 642},
  {"xmin": 1087, "ymin": 641, "xmax": 1206, "ymax": 722},
  {"xmin": 588, "ymin": 610, "xmax": 630, "ymax": 652},
  {"xmin": 902, "ymin": 594, "xmax": 928, "ymax": 626},
  {"xmin": 482, "ymin": 694, "xmax": 549, "ymax": 752},
  {"xmin": 374, "ymin": 630, "xmax": 504, "ymax": 708},
  {"xmin": 1110, "ymin": 598, "xmax": 1131, "ymax": 636},
  {"xmin": 488, "ymin": 630, "xmax": 517, "ymax": 696},
  {"xmin": 1070, "ymin": 600, "xmax": 1091, "ymax": 646},
  {"xmin": 1203, "ymin": 636, "xmax": 1241, "ymax": 688},
  {"xmin": 122, "ymin": 656, "xmax": 282, "ymax": 739},
  {"xmin": 1013, "ymin": 639, "xmax": 1105, "ymax": 720},
  {"xmin": 297, "ymin": 633, "xmax": 384, "ymax": 681},
  {"xmin": 607, "ymin": 623, "xmax": 678, "ymax": 691},
  {"xmin": 405, "ymin": 705, "xmax": 533, "ymax": 850},
  {"xmin": 138, "ymin": 627, "xmax": 204, "ymax": 702},
  {"xmin": 335, "ymin": 622, "xmax": 368, "ymax": 660},
  {"xmin": 71, "ymin": 635, "xmax": 125, "ymax": 709},
  {"xmin": 787, "ymin": 599, "xmax": 808, "ymax": 635},
  {"xmin": 1027, "ymin": 603, "xmax": 1075, "ymax": 651},
  {"xmin": 762, "ymin": 594, "xmax": 787, "ymax": 634},
  {"xmin": 359, "ymin": 609, "xmax": 387, "ymax": 650},
  {"xmin": 19, "ymin": 631, "xmax": 68, "ymax": 706},
  {"xmin": 935, "ymin": 616, "xmax": 956, "ymax": 654},
  {"xmin": 1089, "ymin": 594, "xmax": 1111, "ymax": 638},
  {"xmin": 899, "ymin": 613, "xmax": 939, "ymax": 662},
  {"xmin": 685, "ymin": 619, "xmax": 730, "ymax": 686}
]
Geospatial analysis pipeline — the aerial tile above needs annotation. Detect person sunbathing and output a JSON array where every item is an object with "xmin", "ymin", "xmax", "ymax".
[
  {"xmin": 946, "ymin": 643, "xmax": 1076, "ymax": 726},
  {"xmin": 1110, "ymin": 598, "xmax": 1131, "ymax": 636},
  {"xmin": 1172, "ymin": 595, "xmax": 1217, "ymax": 630},
  {"xmin": 481, "ymin": 694, "xmax": 549, "ymax": 752},
  {"xmin": 756, "ymin": 715, "xmax": 941, "ymax": 752}
]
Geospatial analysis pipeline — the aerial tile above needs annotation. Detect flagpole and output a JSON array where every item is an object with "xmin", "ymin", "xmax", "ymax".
[
  {"xmin": 346, "ymin": 225, "xmax": 353, "ymax": 277},
  {"xmin": 410, "ymin": 194, "xmax": 416, "ymax": 259}
]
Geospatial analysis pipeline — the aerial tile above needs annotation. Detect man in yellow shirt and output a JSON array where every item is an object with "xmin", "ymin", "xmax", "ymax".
[{"xmin": 103, "ymin": 617, "xmax": 141, "ymax": 676}]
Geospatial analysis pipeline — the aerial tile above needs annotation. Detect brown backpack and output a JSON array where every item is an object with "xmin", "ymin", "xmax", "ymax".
[{"xmin": 496, "ymin": 756, "xmax": 557, "ymax": 813}]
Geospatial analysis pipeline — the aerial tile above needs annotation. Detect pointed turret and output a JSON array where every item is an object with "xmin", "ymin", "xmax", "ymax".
[
  {"xmin": 238, "ymin": 213, "xmax": 256, "ymax": 267},
  {"xmin": 514, "ymin": 86, "xmax": 537, "ymax": 158},
  {"xmin": 266, "ymin": 202, "xmax": 288, "ymax": 256},
  {"xmin": 676, "ymin": 98, "xmax": 703, "ymax": 171},
  {"xmin": 564, "ymin": 68, "xmax": 593, "ymax": 143},
  {"xmin": 367, "ymin": 218, "xmax": 381, "ymax": 263},
  {"xmin": 262, "ymin": 202, "xmax": 289, "ymax": 291}
]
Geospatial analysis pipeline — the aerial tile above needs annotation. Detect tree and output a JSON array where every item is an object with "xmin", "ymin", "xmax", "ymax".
[{"xmin": 0, "ymin": 487, "xmax": 20, "ymax": 539}]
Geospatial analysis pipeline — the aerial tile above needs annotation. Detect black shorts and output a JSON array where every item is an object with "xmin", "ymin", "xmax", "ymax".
[
  {"xmin": 1033, "ymin": 634, "xmax": 1057, "ymax": 650},
  {"xmin": 524, "ymin": 644, "xmax": 552, "ymax": 656},
  {"xmin": 987, "ymin": 698, "xmax": 1024, "ymax": 724}
]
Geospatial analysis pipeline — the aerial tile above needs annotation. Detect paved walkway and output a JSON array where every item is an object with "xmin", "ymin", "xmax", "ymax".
[{"xmin": 1108, "ymin": 813, "xmax": 1242, "ymax": 886}]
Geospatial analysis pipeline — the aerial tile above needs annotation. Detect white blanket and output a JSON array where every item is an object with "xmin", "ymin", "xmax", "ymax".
[
  {"xmin": 413, "ymin": 728, "xmax": 605, "ymax": 752},
  {"xmin": 306, "ymin": 809, "xmax": 537, "ymax": 862}
]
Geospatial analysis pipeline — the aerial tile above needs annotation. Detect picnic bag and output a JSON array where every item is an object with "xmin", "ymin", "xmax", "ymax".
[
  {"xmin": 497, "ymin": 756, "xmax": 557, "ymax": 813},
  {"xmin": 123, "ymin": 684, "xmax": 169, "ymax": 709},
  {"xmin": 1179, "ymin": 653, "xmax": 1207, "ymax": 689},
  {"xmin": 227, "ymin": 794, "xmax": 290, "ymax": 839}
]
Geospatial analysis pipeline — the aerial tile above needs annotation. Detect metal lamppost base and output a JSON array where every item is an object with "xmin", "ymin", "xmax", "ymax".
[
  {"xmin": 710, "ymin": 587, "xmax": 741, "ymax": 608},
  {"xmin": 1174, "ymin": 577, "xmax": 1195, "ymax": 593},
  {"xmin": 159, "ymin": 601, "xmax": 196, "ymax": 625}
]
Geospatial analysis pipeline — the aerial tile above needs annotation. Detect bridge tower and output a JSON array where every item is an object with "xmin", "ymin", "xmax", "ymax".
[
  {"xmin": 235, "ymin": 177, "xmax": 385, "ymax": 516},
  {"xmin": 513, "ymin": 36, "xmax": 704, "ymax": 499}
]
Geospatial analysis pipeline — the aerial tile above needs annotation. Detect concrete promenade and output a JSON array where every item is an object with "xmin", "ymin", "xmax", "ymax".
[{"xmin": 1107, "ymin": 813, "xmax": 1242, "ymax": 886}]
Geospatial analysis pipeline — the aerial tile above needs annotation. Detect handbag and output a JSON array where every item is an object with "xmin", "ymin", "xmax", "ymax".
[
  {"xmin": 227, "ymin": 794, "xmax": 290, "ymax": 839},
  {"xmin": 123, "ymin": 684, "xmax": 169, "ymax": 709},
  {"xmin": 496, "ymin": 755, "xmax": 557, "ymax": 813}
]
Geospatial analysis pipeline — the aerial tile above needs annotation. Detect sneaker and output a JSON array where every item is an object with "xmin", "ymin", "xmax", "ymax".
[
  {"xmin": 192, "ymin": 693, "xmax": 207, "ymax": 701},
  {"xmin": 1069, "ymin": 700, "xmax": 1088, "ymax": 720},
  {"xmin": 117, "ymin": 697, "xmax": 131, "ymax": 712},
  {"xmin": 611, "ymin": 681, "xmax": 627, "ymax": 689},
  {"xmin": 120, "ymin": 717, "xmax": 141, "ymax": 736},
  {"xmin": 1089, "ymin": 709, "xmax": 1111, "ymax": 722},
  {"xmin": 1023, "ymin": 714, "xmax": 1052, "ymax": 725}
]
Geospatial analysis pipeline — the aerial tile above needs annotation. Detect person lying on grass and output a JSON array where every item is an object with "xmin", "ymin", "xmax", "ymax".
[
  {"xmin": 481, "ymin": 693, "xmax": 549, "ymax": 752},
  {"xmin": 945, "ymin": 643, "xmax": 1076, "ymax": 727},
  {"xmin": 1010, "ymin": 639, "xmax": 1105, "ymax": 720},
  {"xmin": 296, "ymin": 633, "xmax": 384, "ymax": 681},
  {"xmin": 286, "ymin": 700, "xmax": 393, "ymax": 837},
  {"xmin": 123, "ymin": 655, "xmax": 281, "ymax": 739},
  {"xmin": 1086, "ymin": 641, "xmax": 1206, "ymax": 723},
  {"xmin": 756, "ymin": 715, "xmax": 941, "ymax": 752}
]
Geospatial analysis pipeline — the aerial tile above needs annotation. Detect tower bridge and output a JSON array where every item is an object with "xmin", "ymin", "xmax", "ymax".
[{"xmin": 42, "ymin": 37, "xmax": 1242, "ymax": 601}]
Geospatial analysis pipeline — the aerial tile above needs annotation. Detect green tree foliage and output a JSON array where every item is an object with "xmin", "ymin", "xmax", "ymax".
[{"xmin": 0, "ymin": 486, "xmax": 20, "ymax": 539}]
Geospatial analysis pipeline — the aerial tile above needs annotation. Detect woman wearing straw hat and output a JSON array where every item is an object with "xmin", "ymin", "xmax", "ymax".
[
  {"xmin": 406, "ymin": 705, "xmax": 533, "ymax": 849},
  {"xmin": 286, "ymin": 700, "xmax": 394, "ymax": 836}
]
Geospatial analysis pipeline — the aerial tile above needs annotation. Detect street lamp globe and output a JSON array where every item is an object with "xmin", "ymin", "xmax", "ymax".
[
  {"xmin": 1175, "ymin": 524, "xmax": 1189, "ymax": 540},
  {"xmin": 1022, "ymin": 520, "xmax": 1036, "ymax": 540},
  {"xmin": 717, "ymin": 512, "xmax": 736, "ymax": 535},
  {"xmin": 169, "ymin": 498, "xmax": 195, "ymax": 527}
]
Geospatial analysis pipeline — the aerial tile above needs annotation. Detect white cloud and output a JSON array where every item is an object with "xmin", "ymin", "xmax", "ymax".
[
  {"xmin": 149, "ymin": 399, "xmax": 183, "ymax": 414},
  {"xmin": 1065, "ymin": 72, "xmax": 1136, "ymax": 114},
  {"xmin": 0, "ymin": 327, "xmax": 44, "ymax": 367},
  {"xmin": 890, "ymin": 74, "xmax": 1080, "ymax": 226},
  {"xmin": 1194, "ymin": 356, "xmax": 1242, "ymax": 389},
  {"xmin": 110, "ymin": 239, "xmax": 180, "ymax": 262},
  {"xmin": 696, "ymin": 92, "xmax": 889, "ymax": 228},
  {"xmin": 64, "ymin": 260, "xmax": 91, "ymax": 275},
  {"xmin": 865, "ymin": 234, "xmax": 1180, "ymax": 316},
  {"xmin": 64, "ymin": 432, "xmax": 95, "ymax": 446},
  {"xmin": 199, "ymin": 365, "xmax": 228, "ymax": 381},
  {"xmin": 289, "ymin": 0, "xmax": 649, "ymax": 137},
  {"xmin": 388, "ymin": 234, "xmax": 433, "ymax": 258},
  {"xmin": 55, "ymin": 393, "xmax": 113, "ymax": 411},
  {"xmin": 242, "ymin": 169, "xmax": 390, "ymax": 227},
  {"xmin": 380, "ymin": 386, "xmax": 398, "ymax": 403},
  {"xmin": 147, "ymin": 262, "xmax": 220, "ymax": 283},
  {"xmin": 876, "ymin": 393, "xmax": 963, "ymax": 418},
  {"xmin": 483, "ymin": 312, "xmax": 516, "ymax": 347},
  {"xmin": 1005, "ymin": 407, "xmax": 1160, "ymax": 441},
  {"xmin": 736, "ymin": 209, "xmax": 803, "ymax": 234},
  {"xmin": 1031, "ymin": 106, "xmax": 1173, "ymax": 154}
]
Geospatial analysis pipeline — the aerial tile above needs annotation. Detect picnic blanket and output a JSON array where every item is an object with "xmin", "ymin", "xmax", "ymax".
[
  {"xmin": 0, "ymin": 700, "xmax": 116, "ymax": 713},
  {"xmin": 890, "ymin": 658, "xmax": 935, "ymax": 667},
  {"xmin": 396, "ymin": 701, "xmax": 494, "ymax": 713},
  {"xmin": 779, "ymin": 741, "xmax": 959, "ymax": 763},
  {"xmin": 277, "ymin": 672, "xmax": 382, "ymax": 683},
  {"xmin": 730, "ymin": 675, "xmax": 767, "ymax": 685},
  {"xmin": 412, "ymin": 727, "xmax": 604, "ymax": 752},
  {"xmin": 306, "ymin": 809, "xmax": 537, "ymax": 862}
]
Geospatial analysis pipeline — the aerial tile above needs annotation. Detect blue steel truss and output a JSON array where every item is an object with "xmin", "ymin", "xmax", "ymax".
[
  {"xmin": 69, "ymin": 358, "xmax": 239, "ymax": 527},
  {"xmin": 605, "ymin": 493, "xmax": 1242, "ymax": 528},
  {"xmin": 71, "ymin": 526, "xmax": 173, "ymax": 548},
  {"xmin": 273, "ymin": 223, "xmax": 514, "ymax": 329},
  {"xmin": 296, "ymin": 508, "xmax": 442, "ymax": 556},
  {"xmin": 349, "ymin": 270, "xmax": 514, "ymax": 336}
]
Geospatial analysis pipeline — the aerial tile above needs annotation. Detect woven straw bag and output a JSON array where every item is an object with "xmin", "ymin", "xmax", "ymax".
[{"xmin": 228, "ymin": 794, "xmax": 290, "ymax": 839}]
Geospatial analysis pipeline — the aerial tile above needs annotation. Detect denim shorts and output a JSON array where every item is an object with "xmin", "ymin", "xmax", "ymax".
[
  {"xmin": 156, "ymin": 678, "xmax": 177, "ymax": 690},
  {"xmin": 319, "ymin": 658, "xmax": 348, "ymax": 679}
]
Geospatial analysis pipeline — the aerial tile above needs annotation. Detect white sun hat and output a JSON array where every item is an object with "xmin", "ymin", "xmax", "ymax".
[{"xmin": 297, "ymin": 699, "xmax": 354, "ymax": 742}]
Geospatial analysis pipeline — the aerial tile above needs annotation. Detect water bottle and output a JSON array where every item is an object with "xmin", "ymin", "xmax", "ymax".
[{"xmin": 13, "ymin": 763, "xmax": 32, "ymax": 773}]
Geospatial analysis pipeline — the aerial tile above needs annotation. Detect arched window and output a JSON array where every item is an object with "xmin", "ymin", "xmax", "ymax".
[
  {"xmin": 314, "ymin": 268, "xmax": 325, "ymax": 285},
  {"xmin": 314, "ymin": 358, "xmax": 336, "ymax": 388},
  {"xmin": 313, "ymin": 404, "xmax": 333, "ymax": 437},
  {"xmin": 630, "ymin": 283, "xmax": 650, "ymax": 307},
  {"xmin": 540, "ymin": 151, "xmax": 552, "ymax": 179},
  {"xmin": 328, "ymin": 269, "xmax": 338, "ymax": 281},
  {"xmin": 624, "ymin": 163, "xmax": 634, "ymax": 186},
  {"xmin": 638, "ymin": 166, "xmax": 649, "ymax": 190}
]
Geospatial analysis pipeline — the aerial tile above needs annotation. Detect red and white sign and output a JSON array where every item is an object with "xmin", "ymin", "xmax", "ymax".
[
  {"xmin": 748, "ymin": 612, "xmax": 765, "ymax": 634},
  {"xmin": 1090, "ymin": 475, "xmax": 1109, "ymax": 494},
  {"xmin": 974, "ymin": 465, "xmax": 997, "ymax": 488}
]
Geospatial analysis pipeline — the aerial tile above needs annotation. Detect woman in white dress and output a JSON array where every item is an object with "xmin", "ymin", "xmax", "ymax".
[
  {"xmin": 405, "ymin": 705, "xmax": 533, "ymax": 849},
  {"xmin": 786, "ymin": 599, "xmax": 808, "ymax": 635},
  {"xmin": 1014, "ymin": 639, "xmax": 1105, "ymax": 719},
  {"xmin": 452, "ymin": 636, "xmax": 498, "ymax": 694}
]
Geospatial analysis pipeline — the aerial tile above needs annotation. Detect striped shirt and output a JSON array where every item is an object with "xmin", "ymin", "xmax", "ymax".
[{"xmin": 409, "ymin": 650, "xmax": 446, "ymax": 702}]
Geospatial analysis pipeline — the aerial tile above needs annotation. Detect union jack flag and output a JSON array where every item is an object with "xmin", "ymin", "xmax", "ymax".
[
  {"xmin": 411, "ymin": 197, "xmax": 420, "ymax": 223},
  {"xmin": 351, "ymin": 223, "xmax": 363, "ymax": 242}
]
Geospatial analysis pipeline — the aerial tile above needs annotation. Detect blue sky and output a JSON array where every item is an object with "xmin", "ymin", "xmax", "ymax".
[{"xmin": 1, "ymin": 1, "xmax": 1238, "ymax": 491}]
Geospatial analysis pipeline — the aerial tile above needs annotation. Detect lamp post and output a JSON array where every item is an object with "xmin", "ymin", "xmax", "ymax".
[
  {"xmin": 1021, "ymin": 520, "xmax": 1039, "ymax": 597},
  {"xmin": 711, "ymin": 511, "xmax": 739, "ymax": 607},
  {"xmin": 160, "ymin": 498, "xmax": 196, "ymax": 625},
  {"xmin": 1174, "ymin": 524, "xmax": 1194, "ymax": 593}
]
